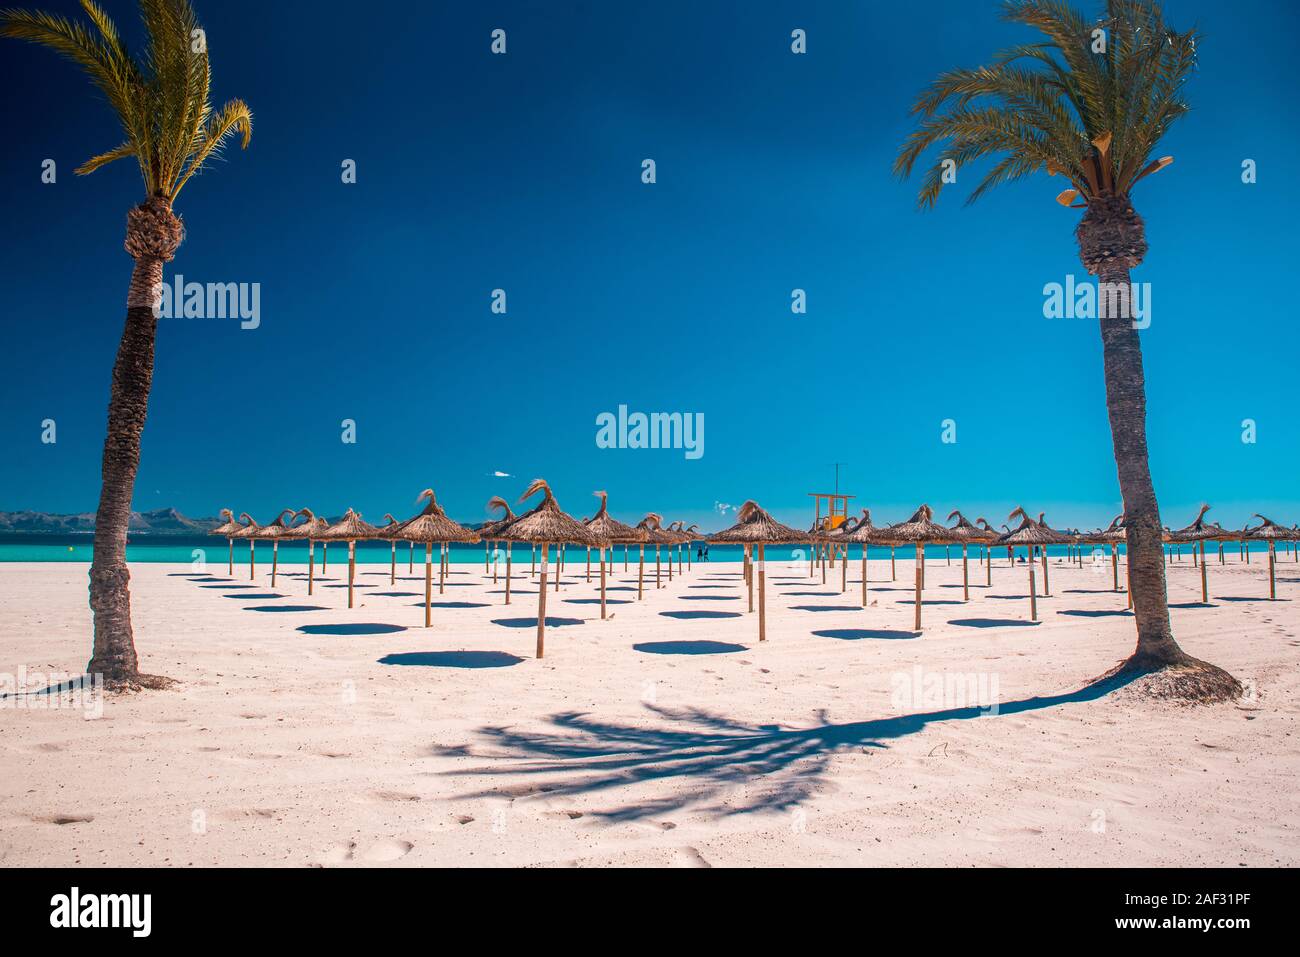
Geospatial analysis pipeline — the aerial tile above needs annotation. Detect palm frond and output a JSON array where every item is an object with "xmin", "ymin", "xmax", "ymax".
[
  {"xmin": 4, "ymin": 0, "xmax": 251, "ymax": 202},
  {"xmin": 75, "ymin": 140, "xmax": 135, "ymax": 176},
  {"xmin": 897, "ymin": 0, "xmax": 1193, "ymax": 209},
  {"xmin": 171, "ymin": 97, "xmax": 251, "ymax": 199}
]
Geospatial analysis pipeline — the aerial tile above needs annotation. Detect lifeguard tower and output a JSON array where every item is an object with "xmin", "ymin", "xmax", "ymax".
[{"xmin": 808, "ymin": 492, "xmax": 854, "ymax": 533}]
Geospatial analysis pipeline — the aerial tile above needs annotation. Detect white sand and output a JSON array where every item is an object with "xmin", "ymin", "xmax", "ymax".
[{"xmin": 1, "ymin": 549, "xmax": 1297, "ymax": 867}]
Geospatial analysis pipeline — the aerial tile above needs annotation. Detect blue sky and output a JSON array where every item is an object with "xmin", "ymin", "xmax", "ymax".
[{"xmin": 1, "ymin": 0, "xmax": 1297, "ymax": 533}]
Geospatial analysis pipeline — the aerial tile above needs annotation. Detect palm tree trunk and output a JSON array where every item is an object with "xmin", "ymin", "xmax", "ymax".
[
  {"xmin": 1095, "ymin": 265, "xmax": 1181, "ymax": 665},
  {"xmin": 87, "ymin": 206, "xmax": 178, "ymax": 688},
  {"xmin": 1090, "ymin": 258, "xmax": 1236, "ymax": 698}
]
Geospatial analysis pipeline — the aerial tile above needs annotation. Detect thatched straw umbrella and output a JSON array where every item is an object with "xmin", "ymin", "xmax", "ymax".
[
  {"xmin": 1168, "ymin": 504, "xmax": 1233, "ymax": 604},
  {"xmin": 229, "ymin": 513, "xmax": 261, "ymax": 581},
  {"xmin": 251, "ymin": 508, "xmax": 296, "ymax": 587},
  {"xmin": 285, "ymin": 507, "xmax": 329, "ymax": 595},
  {"xmin": 707, "ymin": 501, "xmax": 805, "ymax": 642},
  {"xmin": 665, "ymin": 521, "xmax": 690, "ymax": 578},
  {"xmin": 386, "ymin": 489, "xmax": 480, "ymax": 627},
  {"xmin": 681, "ymin": 524, "xmax": 701, "ymax": 568},
  {"xmin": 1243, "ymin": 514, "xmax": 1297, "ymax": 600},
  {"xmin": 995, "ymin": 507, "xmax": 1071, "ymax": 621},
  {"xmin": 1092, "ymin": 515, "xmax": 1127, "ymax": 593},
  {"xmin": 316, "ymin": 509, "xmax": 382, "ymax": 609},
  {"xmin": 811, "ymin": 515, "xmax": 852, "ymax": 593},
  {"xmin": 636, "ymin": 514, "xmax": 676, "ymax": 596},
  {"xmin": 376, "ymin": 513, "xmax": 404, "ymax": 585},
  {"xmin": 491, "ymin": 479, "xmax": 603, "ymax": 658},
  {"xmin": 479, "ymin": 496, "xmax": 517, "ymax": 602},
  {"xmin": 664, "ymin": 520, "xmax": 695, "ymax": 581},
  {"xmin": 840, "ymin": 508, "xmax": 885, "ymax": 607},
  {"xmin": 208, "ymin": 508, "xmax": 242, "ymax": 575},
  {"xmin": 975, "ymin": 518, "xmax": 999, "ymax": 585},
  {"xmin": 1031, "ymin": 512, "xmax": 1071, "ymax": 597},
  {"xmin": 945, "ymin": 510, "xmax": 995, "ymax": 601},
  {"xmin": 584, "ymin": 491, "xmax": 645, "ymax": 620},
  {"xmin": 874, "ymin": 506, "xmax": 955, "ymax": 631}
]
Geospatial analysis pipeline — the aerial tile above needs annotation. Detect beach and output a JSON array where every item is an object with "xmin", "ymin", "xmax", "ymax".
[{"xmin": 1, "ymin": 554, "xmax": 1296, "ymax": 868}]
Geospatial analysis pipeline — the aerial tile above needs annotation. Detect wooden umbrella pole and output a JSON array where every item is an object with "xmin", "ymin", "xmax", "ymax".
[
  {"xmin": 986, "ymin": 544, "xmax": 991, "ymax": 587},
  {"xmin": 747, "ymin": 546, "xmax": 754, "ymax": 612},
  {"xmin": 586, "ymin": 547, "xmax": 591, "ymax": 583},
  {"xmin": 505, "ymin": 544, "xmax": 512, "ymax": 605},
  {"xmin": 227, "ymin": 538, "xmax": 233, "ymax": 575},
  {"xmin": 758, "ymin": 543, "xmax": 767, "ymax": 642},
  {"xmin": 821, "ymin": 546, "xmax": 827, "ymax": 585},
  {"xmin": 1110, "ymin": 544, "xmax": 1119, "ymax": 592},
  {"xmin": 1028, "ymin": 546, "xmax": 1037, "ymax": 621},
  {"xmin": 809, "ymin": 545, "xmax": 814, "ymax": 578},
  {"xmin": 1269, "ymin": 542, "xmax": 1276, "ymax": 600},
  {"xmin": 536, "ymin": 542, "xmax": 549, "ymax": 658},
  {"xmin": 424, "ymin": 542, "xmax": 432, "ymax": 627},
  {"xmin": 322, "ymin": 542, "xmax": 327, "ymax": 574},
  {"xmin": 599, "ymin": 546, "xmax": 607, "ymax": 620},
  {"xmin": 483, "ymin": 542, "xmax": 489, "ymax": 572},
  {"xmin": 946, "ymin": 545, "xmax": 951, "ymax": 566},
  {"xmin": 308, "ymin": 540, "xmax": 315, "ymax": 595},
  {"xmin": 347, "ymin": 540, "xmax": 356, "ymax": 609},
  {"xmin": 390, "ymin": 541, "xmax": 396, "ymax": 585},
  {"xmin": 531, "ymin": 545, "xmax": 536, "ymax": 577},
  {"xmin": 249, "ymin": 541, "xmax": 255, "ymax": 581},
  {"xmin": 271, "ymin": 540, "xmax": 278, "ymax": 587},
  {"xmin": 891, "ymin": 547, "xmax": 896, "ymax": 581},
  {"xmin": 962, "ymin": 543, "xmax": 969, "ymax": 601},
  {"xmin": 667, "ymin": 545, "xmax": 673, "ymax": 582},
  {"xmin": 439, "ymin": 542, "xmax": 446, "ymax": 595},
  {"xmin": 1200, "ymin": 540, "xmax": 1208, "ymax": 603},
  {"xmin": 638, "ymin": 545, "xmax": 645, "ymax": 600},
  {"xmin": 408, "ymin": 541, "xmax": 413, "ymax": 574},
  {"xmin": 1041, "ymin": 544, "xmax": 1050, "ymax": 597},
  {"xmin": 841, "ymin": 547, "xmax": 847, "ymax": 593},
  {"xmin": 493, "ymin": 543, "xmax": 499, "ymax": 583},
  {"xmin": 913, "ymin": 542, "xmax": 923, "ymax": 631},
  {"xmin": 1126, "ymin": 552, "xmax": 1133, "ymax": 609},
  {"xmin": 920, "ymin": 546, "xmax": 925, "ymax": 590},
  {"xmin": 861, "ymin": 545, "xmax": 867, "ymax": 608},
  {"xmin": 624, "ymin": 545, "xmax": 628, "ymax": 571}
]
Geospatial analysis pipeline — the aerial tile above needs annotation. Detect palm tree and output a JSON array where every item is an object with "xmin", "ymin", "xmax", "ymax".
[
  {"xmin": 894, "ymin": 0, "xmax": 1237, "ymax": 701},
  {"xmin": 3, "ymin": 0, "xmax": 251, "ymax": 689}
]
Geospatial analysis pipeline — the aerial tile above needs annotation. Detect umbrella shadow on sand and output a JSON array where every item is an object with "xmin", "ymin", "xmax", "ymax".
[
  {"xmin": 437, "ymin": 671, "xmax": 1140, "ymax": 820},
  {"xmin": 379, "ymin": 651, "xmax": 523, "ymax": 669}
]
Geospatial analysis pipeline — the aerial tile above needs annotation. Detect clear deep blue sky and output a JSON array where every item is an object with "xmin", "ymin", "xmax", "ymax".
[{"xmin": 1, "ymin": 0, "xmax": 1296, "ymax": 532}]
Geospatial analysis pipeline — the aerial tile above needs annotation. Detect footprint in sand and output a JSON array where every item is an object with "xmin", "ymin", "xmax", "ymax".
[
  {"xmin": 212, "ymin": 808, "xmax": 278, "ymax": 822},
  {"xmin": 368, "ymin": 790, "xmax": 421, "ymax": 803},
  {"xmin": 320, "ymin": 840, "xmax": 356, "ymax": 864},
  {"xmin": 320, "ymin": 838, "xmax": 413, "ymax": 864},
  {"xmin": 674, "ymin": 846, "xmax": 711, "ymax": 868},
  {"xmin": 360, "ymin": 839, "xmax": 413, "ymax": 863}
]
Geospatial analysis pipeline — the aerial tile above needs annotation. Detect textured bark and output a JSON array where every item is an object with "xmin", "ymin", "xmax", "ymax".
[
  {"xmin": 86, "ymin": 197, "xmax": 182, "ymax": 690},
  {"xmin": 1078, "ymin": 195, "xmax": 1238, "ymax": 701}
]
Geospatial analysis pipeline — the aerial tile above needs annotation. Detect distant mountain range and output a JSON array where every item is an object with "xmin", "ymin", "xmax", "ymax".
[{"xmin": 0, "ymin": 507, "xmax": 222, "ymax": 536}]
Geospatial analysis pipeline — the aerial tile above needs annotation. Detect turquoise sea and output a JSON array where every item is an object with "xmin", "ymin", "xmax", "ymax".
[{"xmin": 0, "ymin": 535, "xmax": 1270, "ymax": 565}]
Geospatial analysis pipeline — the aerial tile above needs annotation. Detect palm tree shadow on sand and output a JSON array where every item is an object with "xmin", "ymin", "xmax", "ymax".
[{"xmin": 437, "ymin": 669, "xmax": 1140, "ymax": 821}]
